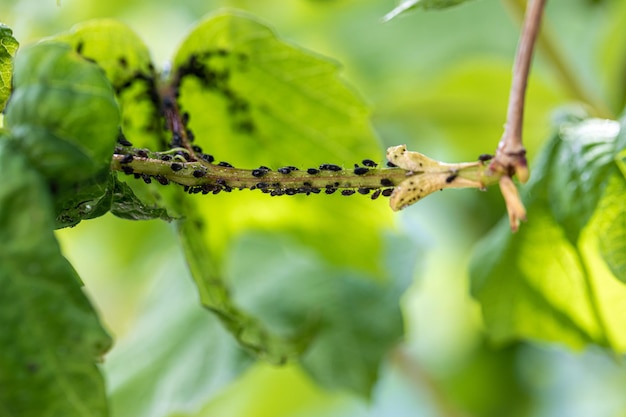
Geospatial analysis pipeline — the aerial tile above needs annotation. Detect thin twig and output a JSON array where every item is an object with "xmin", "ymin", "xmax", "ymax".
[
  {"xmin": 495, "ymin": 0, "xmax": 546, "ymax": 174},
  {"xmin": 503, "ymin": 0, "xmax": 614, "ymax": 119},
  {"xmin": 491, "ymin": 0, "xmax": 547, "ymax": 230}
]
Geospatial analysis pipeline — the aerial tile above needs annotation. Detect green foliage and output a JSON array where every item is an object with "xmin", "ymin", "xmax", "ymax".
[
  {"xmin": 3, "ymin": 1, "xmax": 626, "ymax": 416},
  {"xmin": 0, "ymin": 140, "xmax": 112, "ymax": 417},
  {"xmin": 165, "ymin": 12, "xmax": 407, "ymax": 396},
  {"xmin": 55, "ymin": 19, "xmax": 164, "ymax": 149},
  {"xmin": 595, "ymin": 175, "xmax": 626, "ymax": 283},
  {"xmin": 4, "ymin": 42, "xmax": 120, "ymax": 184},
  {"xmin": 0, "ymin": 23, "xmax": 18, "ymax": 111},
  {"xmin": 226, "ymin": 232, "xmax": 407, "ymax": 394},
  {"xmin": 109, "ymin": 178, "xmax": 176, "ymax": 221},
  {"xmin": 383, "ymin": 0, "xmax": 475, "ymax": 21},
  {"xmin": 176, "ymin": 200, "xmax": 313, "ymax": 365},
  {"xmin": 470, "ymin": 116, "xmax": 626, "ymax": 351},
  {"xmin": 104, "ymin": 255, "xmax": 250, "ymax": 417},
  {"xmin": 172, "ymin": 12, "xmax": 379, "ymax": 166}
]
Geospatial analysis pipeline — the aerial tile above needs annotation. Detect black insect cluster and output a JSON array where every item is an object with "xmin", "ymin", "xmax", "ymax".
[{"xmin": 112, "ymin": 52, "xmax": 401, "ymax": 202}]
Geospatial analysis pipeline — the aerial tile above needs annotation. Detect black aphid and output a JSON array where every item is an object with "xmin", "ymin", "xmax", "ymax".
[
  {"xmin": 341, "ymin": 190, "xmax": 355, "ymax": 196},
  {"xmin": 192, "ymin": 145, "xmax": 203, "ymax": 153},
  {"xmin": 163, "ymin": 96, "xmax": 175, "ymax": 110},
  {"xmin": 252, "ymin": 169, "xmax": 267, "ymax": 178},
  {"xmin": 387, "ymin": 161, "xmax": 397, "ymax": 168},
  {"xmin": 478, "ymin": 153, "xmax": 493, "ymax": 162},
  {"xmin": 310, "ymin": 188, "xmax": 321, "ymax": 194},
  {"xmin": 218, "ymin": 162, "xmax": 234, "ymax": 168},
  {"xmin": 160, "ymin": 154, "xmax": 173, "ymax": 161},
  {"xmin": 171, "ymin": 163, "xmax": 183, "ymax": 172},
  {"xmin": 358, "ymin": 187, "xmax": 371, "ymax": 195},
  {"xmin": 371, "ymin": 189, "xmax": 382, "ymax": 200},
  {"xmin": 171, "ymin": 133, "xmax": 183, "ymax": 147},
  {"xmin": 174, "ymin": 150, "xmax": 191, "ymax": 161},
  {"xmin": 193, "ymin": 169, "xmax": 205, "ymax": 178},
  {"xmin": 223, "ymin": 185, "xmax": 233, "ymax": 192},
  {"xmin": 362, "ymin": 159, "xmax": 377, "ymax": 167},
  {"xmin": 156, "ymin": 175, "xmax": 169, "ymax": 185},
  {"xmin": 200, "ymin": 154, "xmax": 215, "ymax": 163},
  {"xmin": 120, "ymin": 154, "xmax": 134, "ymax": 164},
  {"xmin": 141, "ymin": 174, "xmax": 152, "ymax": 184},
  {"xmin": 445, "ymin": 174, "xmax": 457, "ymax": 184},
  {"xmin": 278, "ymin": 167, "xmax": 293, "ymax": 174},
  {"xmin": 117, "ymin": 135, "xmax": 133, "ymax": 147},
  {"xmin": 216, "ymin": 179, "xmax": 227, "ymax": 186},
  {"xmin": 133, "ymin": 173, "xmax": 141, "ymax": 179},
  {"xmin": 354, "ymin": 167, "xmax": 369, "ymax": 175},
  {"xmin": 286, "ymin": 166, "xmax": 299, "ymax": 171},
  {"xmin": 122, "ymin": 166, "xmax": 134, "ymax": 175},
  {"xmin": 319, "ymin": 164, "xmax": 342, "ymax": 171},
  {"xmin": 259, "ymin": 166, "xmax": 271, "ymax": 171},
  {"xmin": 382, "ymin": 189, "xmax": 393, "ymax": 197},
  {"xmin": 307, "ymin": 168, "xmax": 320, "ymax": 175},
  {"xmin": 182, "ymin": 112, "xmax": 190, "ymax": 125},
  {"xmin": 136, "ymin": 150, "xmax": 148, "ymax": 158},
  {"xmin": 256, "ymin": 182, "xmax": 269, "ymax": 189},
  {"xmin": 325, "ymin": 188, "xmax": 337, "ymax": 194},
  {"xmin": 285, "ymin": 188, "xmax": 297, "ymax": 195}
]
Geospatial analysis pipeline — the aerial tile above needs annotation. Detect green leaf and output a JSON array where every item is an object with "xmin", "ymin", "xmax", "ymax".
[
  {"xmin": 227, "ymin": 232, "xmax": 407, "ymax": 395},
  {"xmin": 0, "ymin": 23, "xmax": 19, "ymax": 111},
  {"xmin": 55, "ymin": 19, "xmax": 165, "ymax": 150},
  {"xmin": 53, "ymin": 171, "xmax": 117, "ymax": 229},
  {"xmin": 547, "ymin": 118, "xmax": 622, "ymax": 243},
  {"xmin": 170, "ymin": 11, "xmax": 387, "ymax": 271},
  {"xmin": 470, "ymin": 209, "xmax": 603, "ymax": 350},
  {"xmin": 172, "ymin": 11, "xmax": 379, "ymax": 168},
  {"xmin": 110, "ymin": 177, "xmax": 176, "ymax": 221},
  {"xmin": 53, "ymin": 173, "xmax": 175, "ymax": 228},
  {"xmin": 383, "ymin": 0, "xmax": 476, "ymax": 21},
  {"xmin": 168, "ymin": 11, "xmax": 410, "ymax": 396},
  {"xmin": 470, "ymin": 116, "xmax": 626, "ymax": 352},
  {"xmin": 105, "ymin": 254, "xmax": 250, "ymax": 417},
  {"xmin": 176, "ymin": 199, "xmax": 312, "ymax": 366},
  {"xmin": 4, "ymin": 41, "xmax": 120, "ymax": 184},
  {"xmin": 0, "ymin": 140, "xmax": 112, "ymax": 416},
  {"xmin": 594, "ymin": 175, "xmax": 626, "ymax": 283}
]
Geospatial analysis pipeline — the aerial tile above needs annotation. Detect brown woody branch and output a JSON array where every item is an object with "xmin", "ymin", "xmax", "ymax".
[{"xmin": 491, "ymin": 0, "xmax": 547, "ymax": 230}]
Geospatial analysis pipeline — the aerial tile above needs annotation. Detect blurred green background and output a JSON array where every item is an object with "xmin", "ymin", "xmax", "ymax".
[{"xmin": 5, "ymin": 0, "xmax": 626, "ymax": 416}]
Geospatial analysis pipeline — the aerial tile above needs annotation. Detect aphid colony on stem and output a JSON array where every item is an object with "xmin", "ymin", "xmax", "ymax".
[
  {"xmin": 109, "ymin": 52, "xmax": 497, "ymax": 211},
  {"xmin": 112, "ymin": 144, "xmax": 400, "ymax": 199}
]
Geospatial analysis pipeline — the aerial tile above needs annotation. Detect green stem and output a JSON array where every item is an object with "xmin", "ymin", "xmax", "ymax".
[
  {"xmin": 112, "ymin": 151, "xmax": 407, "ymax": 195},
  {"xmin": 504, "ymin": 0, "xmax": 615, "ymax": 119}
]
